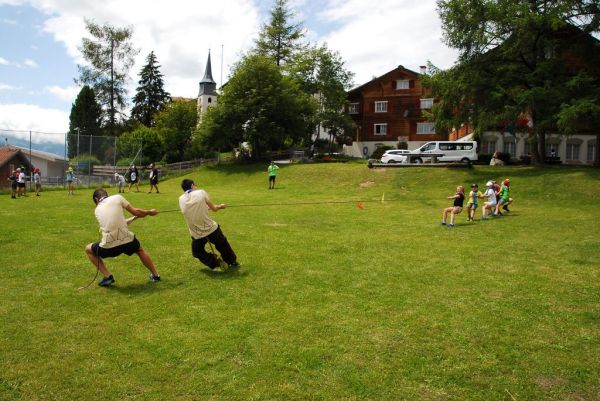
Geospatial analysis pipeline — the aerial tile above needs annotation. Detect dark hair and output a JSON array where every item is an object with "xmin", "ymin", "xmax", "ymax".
[
  {"xmin": 181, "ymin": 179, "xmax": 194, "ymax": 191},
  {"xmin": 92, "ymin": 188, "xmax": 108, "ymax": 204}
]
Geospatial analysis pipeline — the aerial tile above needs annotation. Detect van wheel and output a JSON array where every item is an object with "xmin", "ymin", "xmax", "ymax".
[
  {"xmin": 414, "ymin": 157, "xmax": 423, "ymax": 164},
  {"xmin": 461, "ymin": 158, "xmax": 471, "ymax": 164}
]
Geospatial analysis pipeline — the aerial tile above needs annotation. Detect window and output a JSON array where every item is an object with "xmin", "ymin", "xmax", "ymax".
[
  {"xmin": 348, "ymin": 103, "xmax": 359, "ymax": 114},
  {"xmin": 482, "ymin": 140, "xmax": 496, "ymax": 154},
  {"xmin": 375, "ymin": 101, "xmax": 388, "ymax": 113},
  {"xmin": 416, "ymin": 123, "xmax": 435, "ymax": 134},
  {"xmin": 566, "ymin": 143, "xmax": 580, "ymax": 160},
  {"xmin": 374, "ymin": 124, "xmax": 387, "ymax": 135},
  {"xmin": 523, "ymin": 140, "xmax": 531, "ymax": 155},
  {"xmin": 546, "ymin": 143, "xmax": 558, "ymax": 156},
  {"xmin": 504, "ymin": 141, "xmax": 516, "ymax": 157},
  {"xmin": 420, "ymin": 98, "xmax": 434, "ymax": 109},
  {"xmin": 587, "ymin": 143, "xmax": 596, "ymax": 162},
  {"xmin": 396, "ymin": 80, "xmax": 409, "ymax": 90}
]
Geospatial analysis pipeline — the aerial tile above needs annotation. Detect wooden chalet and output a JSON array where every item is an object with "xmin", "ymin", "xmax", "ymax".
[{"xmin": 344, "ymin": 65, "xmax": 442, "ymax": 158}]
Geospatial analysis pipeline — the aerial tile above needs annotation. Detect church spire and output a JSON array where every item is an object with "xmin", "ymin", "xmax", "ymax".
[
  {"xmin": 198, "ymin": 50, "xmax": 217, "ymax": 96},
  {"xmin": 201, "ymin": 50, "xmax": 215, "ymax": 84}
]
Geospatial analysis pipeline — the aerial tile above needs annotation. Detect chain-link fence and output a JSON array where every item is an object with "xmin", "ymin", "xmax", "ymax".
[{"xmin": 1, "ymin": 128, "xmax": 142, "ymax": 189}]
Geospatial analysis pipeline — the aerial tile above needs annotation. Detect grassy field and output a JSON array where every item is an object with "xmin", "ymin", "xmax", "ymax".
[{"xmin": 1, "ymin": 162, "xmax": 599, "ymax": 401}]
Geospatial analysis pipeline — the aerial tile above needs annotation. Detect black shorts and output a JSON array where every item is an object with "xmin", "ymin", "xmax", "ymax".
[
  {"xmin": 91, "ymin": 237, "xmax": 141, "ymax": 259},
  {"xmin": 17, "ymin": 182, "xmax": 25, "ymax": 188},
  {"xmin": 269, "ymin": 176, "xmax": 276, "ymax": 182}
]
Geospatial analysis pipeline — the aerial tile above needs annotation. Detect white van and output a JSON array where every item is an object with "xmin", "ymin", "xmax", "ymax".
[{"xmin": 410, "ymin": 141, "xmax": 478, "ymax": 164}]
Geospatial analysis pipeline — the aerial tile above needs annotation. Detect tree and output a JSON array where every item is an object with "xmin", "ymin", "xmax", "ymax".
[
  {"xmin": 154, "ymin": 100, "xmax": 198, "ymax": 163},
  {"xmin": 77, "ymin": 19, "xmax": 139, "ymax": 135},
  {"xmin": 431, "ymin": 0, "xmax": 600, "ymax": 163},
  {"xmin": 197, "ymin": 54, "xmax": 316, "ymax": 160},
  {"xmin": 117, "ymin": 126, "xmax": 164, "ymax": 165},
  {"xmin": 255, "ymin": 0, "xmax": 304, "ymax": 67},
  {"xmin": 130, "ymin": 51, "xmax": 171, "ymax": 127},
  {"xmin": 68, "ymin": 85, "xmax": 102, "ymax": 159},
  {"xmin": 288, "ymin": 45, "xmax": 355, "ymax": 149}
]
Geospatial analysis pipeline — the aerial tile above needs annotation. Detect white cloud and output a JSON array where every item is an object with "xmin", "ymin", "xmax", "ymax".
[
  {"xmin": 0, "ymin": 57, "xmax": 10, "ymax": 65},
  {"xmin": 2, "ymin": 18, "xmax": 18, "ymax": 25},
  {"xmin": 0, "ymin": 83, "xmax": 20, "ymax": 91},
  {"xmin": 35, "ymin": 0, "xmax": 261, "ymax": 97},
  {"xmin": 318, "ymin": 0, "xmax": 457, "ymax": 86},
  {"xmin": 45, "ymin": 84, "xmax": 80, "ymax": 102},
  {"xmin": 22, "ymin": 58, "xmax": 38, "ymax": 68},
  {"xmin": 0, "ymin": 103, "xmax": 69, "ymax": 142}
]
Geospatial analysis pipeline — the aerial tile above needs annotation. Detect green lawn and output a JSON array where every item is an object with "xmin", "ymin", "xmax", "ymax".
[{"xmin": 1, "ymin": 162, "xmax": 599, "ymax": 401}]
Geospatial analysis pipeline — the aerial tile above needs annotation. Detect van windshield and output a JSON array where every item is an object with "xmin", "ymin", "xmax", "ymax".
[{"xmin": 421, "ymin": 143, "xmax": 436, "ymax": 152}]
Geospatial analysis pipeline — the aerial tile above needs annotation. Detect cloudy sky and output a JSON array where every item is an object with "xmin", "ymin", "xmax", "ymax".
[{"xmin": 0, "ymin": 0, "xmax": 458, "ymax": 146}]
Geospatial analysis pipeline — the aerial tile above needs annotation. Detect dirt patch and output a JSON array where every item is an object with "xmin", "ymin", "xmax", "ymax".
[
  {"xmin": 360, "ymin": 181, "xmax": 375, "ymax": 188},
  {"xmin": 536, "ymin": 376, "xmax": 566, "ymax": 390},
  {"xmin": 265, "ymin": 223, "xmax": 287, "ymax": 227}
]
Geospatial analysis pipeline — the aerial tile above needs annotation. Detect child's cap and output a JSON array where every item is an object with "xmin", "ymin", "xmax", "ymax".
[
  {"xmin": 470, "ymin": 183, "xmax": 478, "ymax": 188},
  {"xmin": 486, "ymin": 181, "xmax": 493, "ymax": 187}
]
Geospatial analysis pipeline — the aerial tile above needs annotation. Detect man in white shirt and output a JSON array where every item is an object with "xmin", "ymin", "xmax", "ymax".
[
  {"xmin": 179, "ymin": 179, "xmax": 238, "ymax": 271},
  {"xmin": 84, "ymin": 188, "xmax": 161, "ymax": 286}
]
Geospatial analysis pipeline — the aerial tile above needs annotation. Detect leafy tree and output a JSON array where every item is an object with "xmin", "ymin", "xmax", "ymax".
[
  {"xmin": 430, "ymin": 0, "xmax": 600, "ymax": 163},
  {"xmin": 255, "ymin": 0, "xmax": 304, "ymax": 67},
  {"xmin": 130, "ymin": 51, "xmax": 171, "ymax": 127},
  {"xmin": 68, "ymin": 85, "xmax": 102, "ymax": 159},
  {"xmin": 154, "ymin": 100, "xmax": 198, "ymax": 163},
  {"xmin": 117, "ymin": 126, "xmax": 164, "ymax": 166},
  {"xmin": 288, "ymin": 45, "xmax": 355, "ymax": 149},
  {"xmin": 77, "ymin": 19, "xmax": 139, "ymax": 134},
  {"xmin": 197, "ymin": 54, "xmax": 315, "ymax": 160}
]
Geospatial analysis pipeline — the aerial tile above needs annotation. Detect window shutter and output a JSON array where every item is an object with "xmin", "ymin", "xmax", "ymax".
[{"xmin": 409, "ymin": 80, "xmax": 415, "ymax": 89}]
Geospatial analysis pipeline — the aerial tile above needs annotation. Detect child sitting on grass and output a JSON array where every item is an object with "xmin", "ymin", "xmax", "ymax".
[
  {"xmin": 481, "ymin": 181, "xmax": 497, "ymax": 219},
  {"xmin": 441, "ymin": 185, "xmax": 465, "ymax": 228}
]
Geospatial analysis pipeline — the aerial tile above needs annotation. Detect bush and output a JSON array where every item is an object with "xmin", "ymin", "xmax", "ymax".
[
  {"xmin": 397, "ymin": 141, "xmax": 408, "ymax": 150},
  {"xmin": 370, "ymin": 146, "xmax": 393, "ymax": 160}
]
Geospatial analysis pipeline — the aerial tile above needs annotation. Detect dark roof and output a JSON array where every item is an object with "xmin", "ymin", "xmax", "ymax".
[
  {"xmin": 0, "ymin": 147, "xmax": 34, "ymax": 170},
  {"xmin": 200, "ymin": 51, "xmax": 216, "ymax": 84},
  {"xmin": 348, "ymin": 65, "xmax": 422, "ymax": 95}
]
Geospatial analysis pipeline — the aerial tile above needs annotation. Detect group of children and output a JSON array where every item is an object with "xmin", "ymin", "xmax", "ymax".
[
  {"xmin": 7, "ymin": 167, "xmax": 42, "ymax": 198},
  {"xmin": 442, "ymin": 179, "xmax": 513, "ymax": 227}
]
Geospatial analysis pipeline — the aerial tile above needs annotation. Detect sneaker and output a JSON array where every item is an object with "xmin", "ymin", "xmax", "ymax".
[
  {"xmin": 441, "ymin": 221, "xmax": 446, "ymax": 226},
  {"xmin": 98, "ymin": 275, "xmax": 115, "ymax": 287},
  {"xmin": 447, "ymin": 223, "xmax": 455, "ymax": 228},
  {"xmin": 503, "ymin": 205, "xmax": 510, "ymax": 212},
  {"xmin": 149, "ymin": 274, "xmax": 161, "ymax": 282},
  {"xmin": 229, "ymin": 261, "xmax": 240, "ymax": 268}
]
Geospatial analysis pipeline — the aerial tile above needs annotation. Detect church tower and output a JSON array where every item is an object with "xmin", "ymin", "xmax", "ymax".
[{"xmin": 197, "ymin": 50, "xmax": 218, "ymax": 125}]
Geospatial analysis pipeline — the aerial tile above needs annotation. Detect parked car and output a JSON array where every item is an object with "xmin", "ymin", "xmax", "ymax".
[
  {"xmin": 380, "ymin": 149, "xmax": 411, "ymax": 164},
  {"xmin": 409, "ymin": 141, "xmax": 478, "ymax": 164}
]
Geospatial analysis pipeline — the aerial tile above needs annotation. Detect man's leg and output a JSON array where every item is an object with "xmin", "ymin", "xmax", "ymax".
[
  {"xmin": 208, "ymin": 227, "xmax": 237, "ymax": 265},
  {"xmin": 192, "ymin": 237, "xmax": 218, "ymax": 268},
  {"xmin": 85, "ymin": 243, "xmax": 111, "ymax": 278},
  {"xmin": 136, "ymin": 246, "xmax": 159, "ymax": 276}
]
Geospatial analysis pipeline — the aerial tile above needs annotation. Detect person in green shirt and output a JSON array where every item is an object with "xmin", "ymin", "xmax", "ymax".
[
  {"xmin": 495, "ymin": 179, "xmax": 513, "ymax": 215},
  {"xmin": 268, "ymin": 161, "xmax": 279, "ymax": 189}
]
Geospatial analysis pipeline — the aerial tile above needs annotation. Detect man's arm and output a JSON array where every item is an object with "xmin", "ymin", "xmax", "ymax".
[
  {"xmin": 126, "ymin": 204, "xmax": 158, "ymax": 218},
  {"xmin": 206, "ymin": 199, "xmax": 225, "ymax": 212}
]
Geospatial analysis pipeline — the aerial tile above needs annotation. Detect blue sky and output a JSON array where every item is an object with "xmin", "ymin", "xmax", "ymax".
[{"xmin": 0, "ymin": 0, "xmax": 457, "ymax": 150}]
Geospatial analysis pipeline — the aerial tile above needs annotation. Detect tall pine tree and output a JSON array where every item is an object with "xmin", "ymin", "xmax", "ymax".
[
  {"xmin": 130, "ymin": 51, "xmax": 171, "ymax": 127},
  {"xmin": 255, "ymin": 0, "xmax": 304, "ymax": 67},
  {"xmin": 77, "ymin": 19, "xmax": 139, "ymax": 135}
]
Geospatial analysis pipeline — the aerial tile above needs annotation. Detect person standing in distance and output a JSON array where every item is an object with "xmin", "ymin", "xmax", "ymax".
[
  {"xmin": 84, "ymin": 188, "xmax": 161, "ymax": 286},
  {"xmin": 179, "ymin": 179, "xmax": 238, "ymax": 271},
  {"xmin": 66, "ymin": 165, "xmax": 75, "ymax": 195},
  {"xmin": 128, "ymin": 164, "xmax": 140, "ymax": 192},
  {"xmin": 268, "ymin": 161, "xmax": 279, "ymax": 189},
  {"xmin": 148, "ymin": 163, "xmax": 160, "ymax": 194},
  {"xmin": 33, "ymin": 167, "xmax": 42, "ymax": 196}
]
